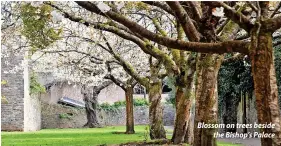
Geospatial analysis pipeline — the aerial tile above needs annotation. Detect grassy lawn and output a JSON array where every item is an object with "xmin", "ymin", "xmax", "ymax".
[{"xmin": 2, "ymin": 125, "xmax": 240, "ymax": 146}]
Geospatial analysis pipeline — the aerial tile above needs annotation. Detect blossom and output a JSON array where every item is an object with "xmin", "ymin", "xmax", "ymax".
[
  {"xmin": 212, "ymin": 7, "xmax": 225, "ymax": 17},
  {"xmin": 97, "ymin": 2, "xmax": 111, "ymax": 13},
  {"xmin": 30, "ymin": 1, "xmax": 43, "ymax": 7},
  {"xmin": 50, "ymin": 10, "xmax": 63, "ymax": 22}
]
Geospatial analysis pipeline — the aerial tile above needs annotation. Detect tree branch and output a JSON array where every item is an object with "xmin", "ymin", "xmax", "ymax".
[
  {"xmin": 246, "ymin": 2, "xmax": 258, "ymax": 12},
  {"xmin": 166, "ymin": 1, "xmax": 200, "ymax": 41},
  {"xmin": 205, "ymin": 2, "xmax": 253, "ymax": 32},
  {"xmin": 270, "ymin": 2, "xmax": 281, "ymax": 18},
  {"xmin": 142, "ymin": 1, "xmax": 174, "ymax": 16},
  {"xmin": 76, "ymin": 1, "xmax": 250, "ymax": 55},
  {"xmin": 264, "ymin": 15, "xmax": 281, "ymax": 32},
  {"xmin": 105, "ymin": 62, "xmax": 126, "ymax": 90},
  {"xmin": 95, "ymin": 80, "xmax": 113, "ymax": 92},
  {"xmin": 100, "ymin": 36, "xmax": 150, "ymax": 87}
]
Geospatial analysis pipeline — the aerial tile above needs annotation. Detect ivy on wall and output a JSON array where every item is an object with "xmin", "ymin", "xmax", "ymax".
[{"xmin": 30, "ymin": 72, "xmax": 46, "ymax": 95}]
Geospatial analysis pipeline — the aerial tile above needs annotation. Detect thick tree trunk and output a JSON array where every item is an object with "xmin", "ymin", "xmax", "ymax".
[
  {"xmin": 148, "ymin": 81, "xmax": 166, "ymax": 139},
  {"xmin": 172, "ymin": 87, "xmax": 190, "ymax": 143},
  {"xmin": 84, "ymin": 94, "xmax": 100, "ymax": 128},
  {"xmin": 81, "ymin": 82, "xmax": 112, "ymax": 128},
  {"xmin": 125, "ymin": 86, "xmax": 135, "ymax": 134},
  {"xmin": 249, "ymin": 32, "xmax": 281, "ymax": 146},
  {"xmin": 194, "ymin": 54, "xmax": 223, "ymax": 146},
  {"xmin": 172, "ymin": 65, "xmax": 196, "ymax": 144}
]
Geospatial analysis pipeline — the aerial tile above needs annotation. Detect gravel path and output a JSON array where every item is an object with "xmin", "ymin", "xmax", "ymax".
[
  {"xmin": 218, "ymin": 138, "xmax": 260, "ymax": 146},
  {"xmin": 164, "ymin": 126, "xmax": 261, "ymax": 146}
]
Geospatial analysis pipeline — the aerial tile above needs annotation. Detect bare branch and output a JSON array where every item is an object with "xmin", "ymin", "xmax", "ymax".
[
  {"xmin": 205, "ymin": 2, "xmax": 253, "ymax": 32},
  {"xmin": 76, "ymin": 1, "xmax": 250, "ymax": 54},
  {"xmin": 166, "ymin": 1, "xmax": 200, "ymax": 41},
  {"xmin": 270, "ymin": 2, "xmax": 281, "ymax": 18}
]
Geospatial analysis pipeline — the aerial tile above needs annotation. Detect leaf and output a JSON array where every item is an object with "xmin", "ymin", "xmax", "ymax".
[{"xmin": 1, "ymin": 80, "xmax": 8, "ymax": 85}]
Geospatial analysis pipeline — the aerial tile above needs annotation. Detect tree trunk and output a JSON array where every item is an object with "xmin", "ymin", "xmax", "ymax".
[
  {"xmin": 148, "ymin": 81, "xmax": 166, "ymax": 139},
  {"xmin": 249, "ymin": 32, "xmax": 281, "ymax": 146},
  {"xmin": 125, "ymin": 86, "xmax": 135, "ymax": 134},
  {"xmin": 184, "ymin": 95, "xmax": 195, "ymax": 144},
  {"xmin": 172, "ymin": 66, "xmax": 196, "ymax": 144},
  {"xmin": 172, "ymin": 87, "xmax": 190, "ymax": 143},
  {"xmin": 84, "ymin": 94, "xmax": 100, "ymax": 128},
  {"xmin": 194, "ymin": 54, "xmax": 223, "ymax": 146}
]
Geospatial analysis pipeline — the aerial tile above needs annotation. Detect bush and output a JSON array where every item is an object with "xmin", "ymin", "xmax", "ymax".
[
  {"xmin": 99, "ymin": 98, "xmax": 149, "ymax": 110},
  {"xmin": 59, "ymin": 113, "xmax": 73, "ymax": 119},
  {"xmin": 113, "ymin": 101, "xmax": 126, "ymax": 108},
  {"xmin": 99, "ymin": 102, "xmax": 112, "ymax": 109},
  {"xmin": 133, "ymin": 98, "xmax": 149, "ymax": 106}
]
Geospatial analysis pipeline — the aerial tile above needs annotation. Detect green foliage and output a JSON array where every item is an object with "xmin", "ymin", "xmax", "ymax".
[
  {"xmin": 99, "ymin": 102, "xmax": 116, "ymax": 111},
  {"xmin": 1, "ymin": 96, "xmax": 8, "ymax": 104},
  {"xmin": 1, "ymin": 80, "xmax": 8, "ymax": 85},
  {"xmin": 20, "ymin": 3, "xmax": 62, "ymax": 53},
  {"xmin": 99, "ymin": 98, "xmax": 149, "ymax": 110},
  {"xmin": 133, "ymin": 98, "xmax": 149, "ymax": 106},
  {"xmin": 113, "ymin": 101, "xmax": 126, "ymax": 107},
  {"xmin": 58, "ymin": 113, "xmax": 73, "ymax": 119},
  {"xmin": 218, "ymin": 42, "xmax": 281, "ymax": 116},
  {"xmin": 30, "ymin": 72, "xmax": 46, "ymax": 95},
  {"xmin": 218, "ymin": 58, "xmax": 254, "ymax": 118}
]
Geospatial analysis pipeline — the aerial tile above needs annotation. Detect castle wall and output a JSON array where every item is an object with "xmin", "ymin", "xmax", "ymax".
[
  {"xmin": 1, "ymin": 51, "xmax": 25, "ymax": 131},
  {"xmin": 1, "ymin": 50, "xmax": 41, "ymax": 132}
]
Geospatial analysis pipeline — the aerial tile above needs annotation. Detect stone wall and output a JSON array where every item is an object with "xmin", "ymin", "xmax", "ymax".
[
  {"xmin": 236, "ymin": 95, "xmax": 258, "ymax": 133},
  {"xmin": 41, "ymin": 103, "xmax": 175, "ymax": 129},
  {"xmin": 41, "ymin": 103, "xmax": 86, "ymax": 129},
  {"xmin": 1, "ymin": 49, "xmax": 41, "ymax": 132},
  {"xmin": 1, "ymin": 51, "xmax": 25, "ymax": 131}
]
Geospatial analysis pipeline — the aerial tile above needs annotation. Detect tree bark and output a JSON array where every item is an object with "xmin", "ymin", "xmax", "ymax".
[
  {"xmin": 172, "ymin": 64, "xmax": 196, "ymax": 144},
  {"xmin": 83, "ymin": 93, "xmax": 100, "ymax": 128},
  {"xmin": 184, "ymin": 99, "xmax": 195, "ymax": 144},
  {"xmin": 172, "ymin": 87, "xmax": 189, "ymax": 143},
  {"xmin": 249, "ymin": 32, "xmax": 281, "ymax": 146},
  {"xmin": 148, "ymin": 81, "xmax": 166, "ymax": 139},
  {"xmin": 125, "ymin": 86, "xmax": 135, "ymax": 134},
  {"xmin": 194, "ymin": 54, "xmax": 223, "ymax": 146},
  {"xmin": 81, "ymin": 81, "xmax": 112, "ymax": 128}
]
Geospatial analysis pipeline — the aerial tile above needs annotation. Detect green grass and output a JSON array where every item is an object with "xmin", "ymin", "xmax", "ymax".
[{"xmin": 1, "ymin": 125, "xmax": 240, "ymax": 146}]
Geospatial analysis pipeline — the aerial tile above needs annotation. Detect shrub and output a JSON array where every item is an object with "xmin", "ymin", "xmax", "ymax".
[
  {"xmin": 99, "ymin": 102, "xmax": 112, "ymax": 109},
  {"xmin": 113, "ymin": 101, "xmax": 126, "ymax": 108},
  {"xmin": 30, "ymin": 72, "xmax": 46, "ymax": 95},
  {"xmin": 99, "ymin": 98, "xmax": 149, "ymax": 110},
  {"xmin": 59, "ymin": 113, "xmax": 73, "ymax": 119},
  {"xmin": 133, "ymin": 98, "xmax": 148, "ymax": 106}
]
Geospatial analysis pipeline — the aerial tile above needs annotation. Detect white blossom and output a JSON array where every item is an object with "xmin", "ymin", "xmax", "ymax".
[
  {"xmin": 30, "ymin": 1, "xmax": 43, "ymax": 7},
  {"xmin": 50, "ymin": 10, "xmax": 63, "ymax": 22},
  {"xmin": 116, "ymin": 2, "xmax": 124, "ymax": 11},
  {"xmin": 212, "ymin": 7, "xmax": 224, "ymax": 17},
  {"xmin": 97, "ymin": 2, "xmax": 111, "ymax": 13}
]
